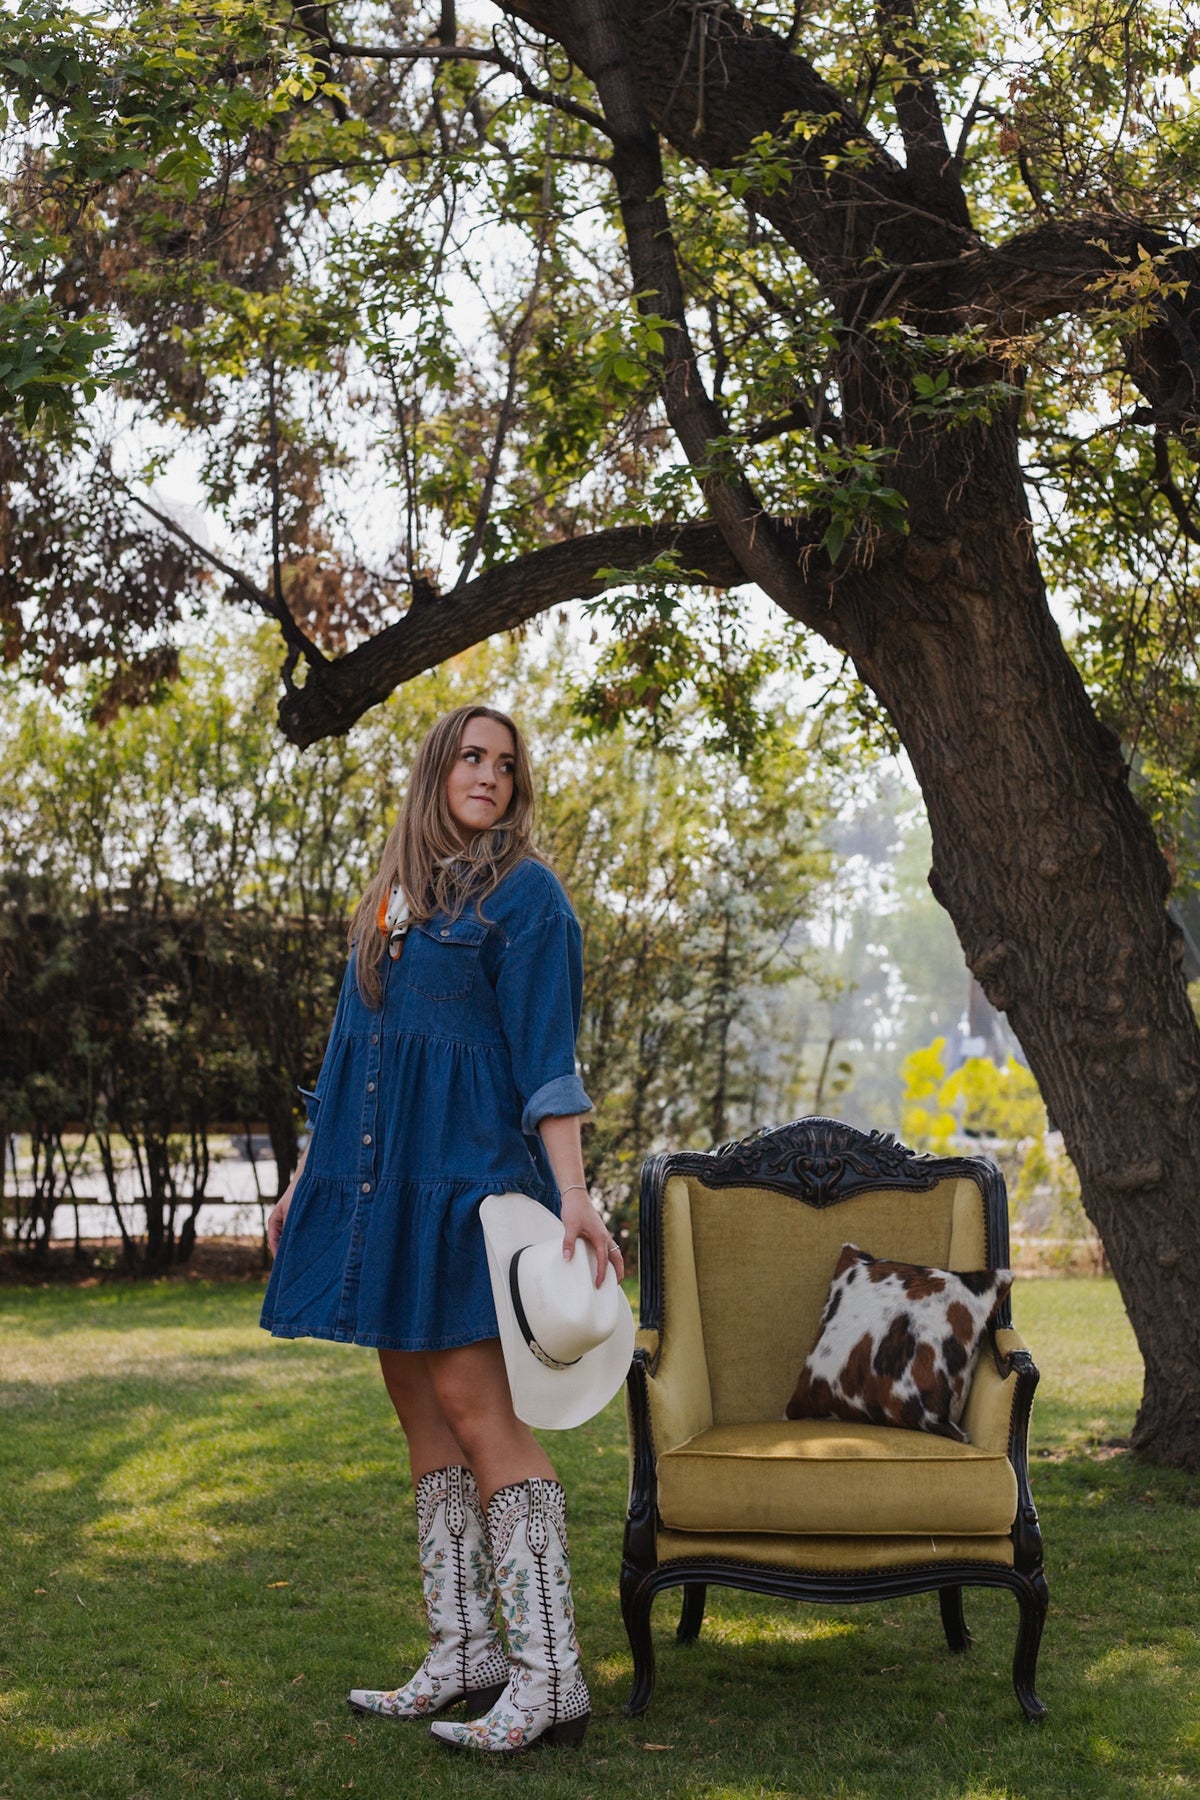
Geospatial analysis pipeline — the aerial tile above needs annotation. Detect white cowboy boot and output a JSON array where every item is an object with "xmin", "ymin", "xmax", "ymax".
[
  {"xmin": 429, "ymin": 1478, "xmax": 591, "ymax": 1753},
  {"xmin": 348, "ymin": 1465, "xmax": 509, "ymax": 1721}
]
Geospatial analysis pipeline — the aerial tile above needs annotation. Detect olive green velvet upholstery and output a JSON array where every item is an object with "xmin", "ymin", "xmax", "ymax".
[
  {"xmin": 657, "ymin": 1418, "xmax": 1019, "ymax": 1536},
  {"xmin": 638, "ymin": 1173, "xmax": 1020, "ymax": 1543},
  {"xmin": 621, "ymin": 1119, "xmax": 1047, "ymax": 1721}
]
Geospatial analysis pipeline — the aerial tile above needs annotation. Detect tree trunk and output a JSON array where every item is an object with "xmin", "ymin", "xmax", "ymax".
[{"xmin": 830, "ymin": 408, "xmax": 1200, "ymax": 1468}]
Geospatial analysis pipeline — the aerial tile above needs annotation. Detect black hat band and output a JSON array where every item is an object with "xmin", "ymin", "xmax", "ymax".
[{"xmin": 509, "ymin": 1245, "xmax": 582, "ymax": 1372}]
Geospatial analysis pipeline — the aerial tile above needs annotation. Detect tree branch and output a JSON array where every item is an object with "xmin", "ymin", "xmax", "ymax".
[
  {"xmin": 326, "ymin": 33, "xmax": 611, "ymax": 135},
  {"xmin": 122, "ymin": 488, "xmax": 325, "ymax": 673},
  {"xmin": 929, "ymin": 218, "xmax": 1200, "ymax": 430},
  {"xmin": 552, "ymin": 0, "xmax": 839, "ymax": 630},
  {"xmin": 1153, "ymin": 432, "xmax": 1200, "ymax": 545},
  {"xmin": 277, "ymin": 518, "xmax": 807, "ymax": 746},
  {"xmin": 455, "ymin": 113, "xmax": 556, "ymax": 588},
  {"xmin": 499, "ymin": 0, "xmax": 967, "ymax": 287},
  {"xmin": 874, "ymin": 0, "xmax": 971, "ymax": 228}
]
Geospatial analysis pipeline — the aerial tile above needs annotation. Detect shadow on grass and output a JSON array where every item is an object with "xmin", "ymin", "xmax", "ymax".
[{"xmin": 1, "ymin": 1284, "xmax": 1197, "ymax": 1799}]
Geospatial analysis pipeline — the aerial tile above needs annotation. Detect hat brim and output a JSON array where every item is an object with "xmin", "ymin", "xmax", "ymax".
[{"xmin": 480, "ymin": 1192, "xmax": 635, "ymax": 1431}]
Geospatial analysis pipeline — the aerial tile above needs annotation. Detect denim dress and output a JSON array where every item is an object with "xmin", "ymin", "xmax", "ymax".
[{"xmin": 260, "ymin": 859, "xmax": 592, "ymax": 1351}]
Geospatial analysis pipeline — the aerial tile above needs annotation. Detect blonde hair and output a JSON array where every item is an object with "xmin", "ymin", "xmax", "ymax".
[{"xmin": 349, "ymin": 704, "xmax": 545, "ymax": 1008}]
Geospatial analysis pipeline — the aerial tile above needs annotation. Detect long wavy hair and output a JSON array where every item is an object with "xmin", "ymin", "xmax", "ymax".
[{"xmin": 349, "ymin": 704, "xmax": 545, "ymax": 1008}]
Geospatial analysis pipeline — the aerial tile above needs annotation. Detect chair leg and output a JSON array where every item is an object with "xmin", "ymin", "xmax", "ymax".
[
  {"xmin": 620, "ymin": 1562, "xmax": 657, "ymax": 1717},
  {"xmin": 939, "ymin": 1584, "xmax": 971, "ymax": 1653},
  {"xmin": 1012, "ymin": 1570, "xmax": 1049, "ymax": 1721},
  {"xmin": 677, "ymin": 1582, "xmax": 706, "ymax": 1643}
]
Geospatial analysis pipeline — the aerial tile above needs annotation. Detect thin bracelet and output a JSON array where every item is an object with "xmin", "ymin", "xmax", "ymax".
[{"xmin": 560, "ymin": 1183, "xmax": 589, "ymax": 1196}]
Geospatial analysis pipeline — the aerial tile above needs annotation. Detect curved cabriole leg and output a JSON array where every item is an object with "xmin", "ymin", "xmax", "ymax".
[
  {"xmin": 939, "ymin": 1584, "xmax": 971, "ymax": 1654},
  {"xmin": 677, "ymin": 1582, "xmax": 706, "ymax": 1643},
  {"xmin": 620, "ymin": 1563, "xmax": 657, "ymax": 1716},
  {"xmin": 1012, "ymin": 1571, "xmax": 1049, "ymax": 1721}
]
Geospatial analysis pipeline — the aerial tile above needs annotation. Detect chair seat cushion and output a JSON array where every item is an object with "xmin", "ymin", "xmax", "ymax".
[{"xmin": 657, "ymin": 1419, "xmax": 1018, "ymax": 1536}]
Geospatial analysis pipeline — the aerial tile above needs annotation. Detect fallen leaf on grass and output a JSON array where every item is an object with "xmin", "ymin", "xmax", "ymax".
[
  {"xmin": 291, "ymin": 1674, "xmax": 305, "ymax": 1684},
  {"xmin": 642, "ymin": 1743, "xmax": 673, "ymax": 1751},
  {"xmin": 879, "ymin": 1664, "xmax": 901, "ymax": 1673},
  {"xmin": 266, "ymin": 1581, "xmax": 289, "ymax": 1589},
  {"xmin": 34, "ymin": 1588, "xmax": 47, "ymax": 1596}
]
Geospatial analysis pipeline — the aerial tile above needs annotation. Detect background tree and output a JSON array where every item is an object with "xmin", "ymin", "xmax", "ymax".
[
  {"xmin": 2, "ymin": 0, "xmax": 1199, "ymax": 1462},
  {"xmin": 0, "ymin": 621, "xmax": 834, "ymax": 1264}
]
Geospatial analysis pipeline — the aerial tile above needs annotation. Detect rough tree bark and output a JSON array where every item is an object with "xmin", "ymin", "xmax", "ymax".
[{"xmin": 272, "ymin": 1, "xmax": 1200, "ymax": 1464}]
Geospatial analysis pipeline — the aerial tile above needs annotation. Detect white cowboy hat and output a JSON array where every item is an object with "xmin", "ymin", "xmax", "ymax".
[{"xmin": 480, "ymin": 1192, "xmax": 635, "ymax": 1430}]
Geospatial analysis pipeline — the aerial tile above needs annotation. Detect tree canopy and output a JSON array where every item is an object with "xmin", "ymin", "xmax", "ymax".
[
  {"xmin": 1, "ymin": 0, "xmax": 1197, "ymax": 809},
  {"xmin": 3, "ymin": 0, "xmax": 1200, "ymax": 1464}
]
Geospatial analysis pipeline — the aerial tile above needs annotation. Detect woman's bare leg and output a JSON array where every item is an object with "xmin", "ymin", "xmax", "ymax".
[
  {"xmin": 377, "ymin": 1348, "xmax": 467, "ymax": 1482},
  {"xmin": 352, "ymin": 1349, "xmax": 512, "ymax": 1720},
  {"xmin": 426, "ymin": 1339, "xmax": 555, "ymax": 1502}
]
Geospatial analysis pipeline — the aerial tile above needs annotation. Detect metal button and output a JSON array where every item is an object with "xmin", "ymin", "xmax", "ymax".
[
  {"xmin": 362, "ymin": 1133, "xmax": 371, "ymax": 1146},
  {"xmin": 367, "ymin": 1081, "xmax": 375, "ymax": 1093},
  {"xmin": 440, "ymin": 927, "xmax": 450, "ymax": 937},
  {"xmin": 371, "ymin": 1033, "xmax": 379, "ymax": 1044},
  {"xmin": 361, "ymin": 1181, "xmax": 371, "ymax": 1193}
]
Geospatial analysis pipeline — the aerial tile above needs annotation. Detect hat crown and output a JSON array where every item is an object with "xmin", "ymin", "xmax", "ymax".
[{"xmin": 514, "ymin": 1237, "xmax": 620, "ymax": 1365}]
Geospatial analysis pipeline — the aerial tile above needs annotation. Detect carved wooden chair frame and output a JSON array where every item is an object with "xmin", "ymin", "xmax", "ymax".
[{"xmin": 621, "ymin": 1116, "xmax": 1048, "ymax": 1721}]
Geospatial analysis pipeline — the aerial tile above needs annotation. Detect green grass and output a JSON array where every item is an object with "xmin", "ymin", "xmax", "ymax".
[{"xmin": 1, "ymin": 1277, "xmax": 1196, "ymax": 1800}]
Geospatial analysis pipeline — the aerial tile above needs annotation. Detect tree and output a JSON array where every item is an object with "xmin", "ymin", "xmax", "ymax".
[{"xmin": 2, "ymin": 0, "xmax": 1199, "ymax": 1462}]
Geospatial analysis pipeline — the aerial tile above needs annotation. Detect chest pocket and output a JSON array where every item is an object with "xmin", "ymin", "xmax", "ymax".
[{"xmin": 406, "ymin": 916, "xmax": 488, "ymax": 1001}]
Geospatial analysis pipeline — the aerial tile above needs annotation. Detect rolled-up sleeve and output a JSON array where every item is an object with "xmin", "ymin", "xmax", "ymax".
[
  {"xmin": 494, "ymin": 907, "xmax": 593, "ymax": 1135},
  {"xmin": 297, "ymin": 1087, "xmax": 322, "ymax": 1130}
]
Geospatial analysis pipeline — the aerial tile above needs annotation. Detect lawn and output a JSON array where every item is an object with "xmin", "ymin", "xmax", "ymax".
[{"xmin": 1, "ymin": 1276, "xmax": 1196, "ymax": 1800}]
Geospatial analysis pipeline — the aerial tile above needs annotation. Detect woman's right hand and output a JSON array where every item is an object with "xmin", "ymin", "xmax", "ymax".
[
  {"xmin": 267, "ymin": 1188, "xmax": 293, "ymax": 1256},
  {"xmin": 268, "ymin": 1145, "xmax": 309, "ymax": 1256}
]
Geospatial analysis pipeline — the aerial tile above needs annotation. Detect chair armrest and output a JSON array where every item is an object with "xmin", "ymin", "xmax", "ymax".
[
  {"xmin": 961, "ymin": 1324, "xmax": 1043, "ymax": 1573},
  {"xmin": 639, "ymin": 1324, "xmax": 713, "ymax": 1458},
  {"xmin": 961, "ymin": 1326, "xmax": 1032, "ymax": 1453}
]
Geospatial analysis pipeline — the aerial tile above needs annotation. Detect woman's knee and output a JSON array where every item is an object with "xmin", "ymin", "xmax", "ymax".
[
  {"xmin": 378, "ymin": 1349, "xmax": 441, "ymax": 1429},
  {"xmin": 427, "ymin": 1346, "xmax": 514, "ymax": 1450}
]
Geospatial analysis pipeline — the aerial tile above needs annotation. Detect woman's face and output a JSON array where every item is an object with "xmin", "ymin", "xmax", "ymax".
[{"xmin": 445, "ymin": 715, "xmax": 517, "ymax": 840}]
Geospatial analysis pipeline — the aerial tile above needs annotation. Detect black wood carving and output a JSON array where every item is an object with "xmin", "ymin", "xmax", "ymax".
[
  {"xmin": 621, "ymin": 1114, "xmax": 1047, "ymax": 1723},
  {"xmin": 638, "ymin": 1115, "xmax": 1013, "ymax": 1337}
]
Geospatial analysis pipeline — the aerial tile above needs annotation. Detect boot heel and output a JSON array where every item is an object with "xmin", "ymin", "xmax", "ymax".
[
  {"xmin": 467, "ymin": 1680, "xmax": 508, "ymax": 1712},
  {"xmin": 547, "ymin": 1713, "xmax": 590, "ymax": 1748}
]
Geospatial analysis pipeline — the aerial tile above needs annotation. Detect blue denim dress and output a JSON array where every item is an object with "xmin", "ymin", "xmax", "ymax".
[{"xmin": 260, "ymin": 859, "xmax": 592, "ymax": 1351}]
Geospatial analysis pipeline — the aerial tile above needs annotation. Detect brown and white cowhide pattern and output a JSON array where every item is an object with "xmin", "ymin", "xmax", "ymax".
[{"xmin": 786, "ymin": 1243, "xmax": 1012, "ymax": 1441}]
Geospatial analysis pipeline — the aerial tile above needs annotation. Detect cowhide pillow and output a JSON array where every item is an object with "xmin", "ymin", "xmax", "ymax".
[{"xmin": 785, "ymin": 1243, "xmax": 1012, "ymax": 1442}]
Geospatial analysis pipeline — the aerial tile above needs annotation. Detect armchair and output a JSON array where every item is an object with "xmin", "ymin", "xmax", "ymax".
[{"xmin": 622, "ymin": 1116, "xmax": 1047, "ymax": 1720}]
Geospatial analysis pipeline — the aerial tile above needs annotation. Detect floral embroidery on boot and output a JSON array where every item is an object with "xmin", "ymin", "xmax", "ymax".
[
  {"xmin": 429, "ymin": 1479, "xmax": 591, "ymax": 1753},
  {"xmin": 348, "ymin": 1466, "xmax": 508, "ymax": 1721}
]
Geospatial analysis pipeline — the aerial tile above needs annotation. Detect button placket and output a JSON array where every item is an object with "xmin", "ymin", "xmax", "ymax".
[
  {"xmin": 361, "ymin": 1032, "xmax": 381, "ymax": 1195},
  {"xmin": 358, "ymin": 958, "xmax": 388, "ymax": 1200}
]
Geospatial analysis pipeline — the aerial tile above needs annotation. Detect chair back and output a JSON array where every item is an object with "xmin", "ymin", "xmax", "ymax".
[{"xmin": 640, "ymin": 1117, "xmax": 1010, "ymax": 1427}]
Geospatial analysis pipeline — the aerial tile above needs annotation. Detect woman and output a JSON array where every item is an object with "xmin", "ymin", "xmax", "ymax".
[{"xmin": 261, "ymin": 704, "xmax": 622, "ymax": 1755}]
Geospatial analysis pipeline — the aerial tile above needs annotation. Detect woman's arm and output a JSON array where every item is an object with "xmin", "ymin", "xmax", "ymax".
[
  {"xmin": 538, "ymin": 1113, "xmax": 624, "ymax": 1288},
  {"xmin": 266, "ymin": 1141, "xmax": 308, "ymax": 1255}
]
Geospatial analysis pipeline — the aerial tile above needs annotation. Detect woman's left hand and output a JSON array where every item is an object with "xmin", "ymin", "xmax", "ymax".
[{"xmin": 560, "ymin": 1188, "xmax": 625, "ymax": 1289}]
